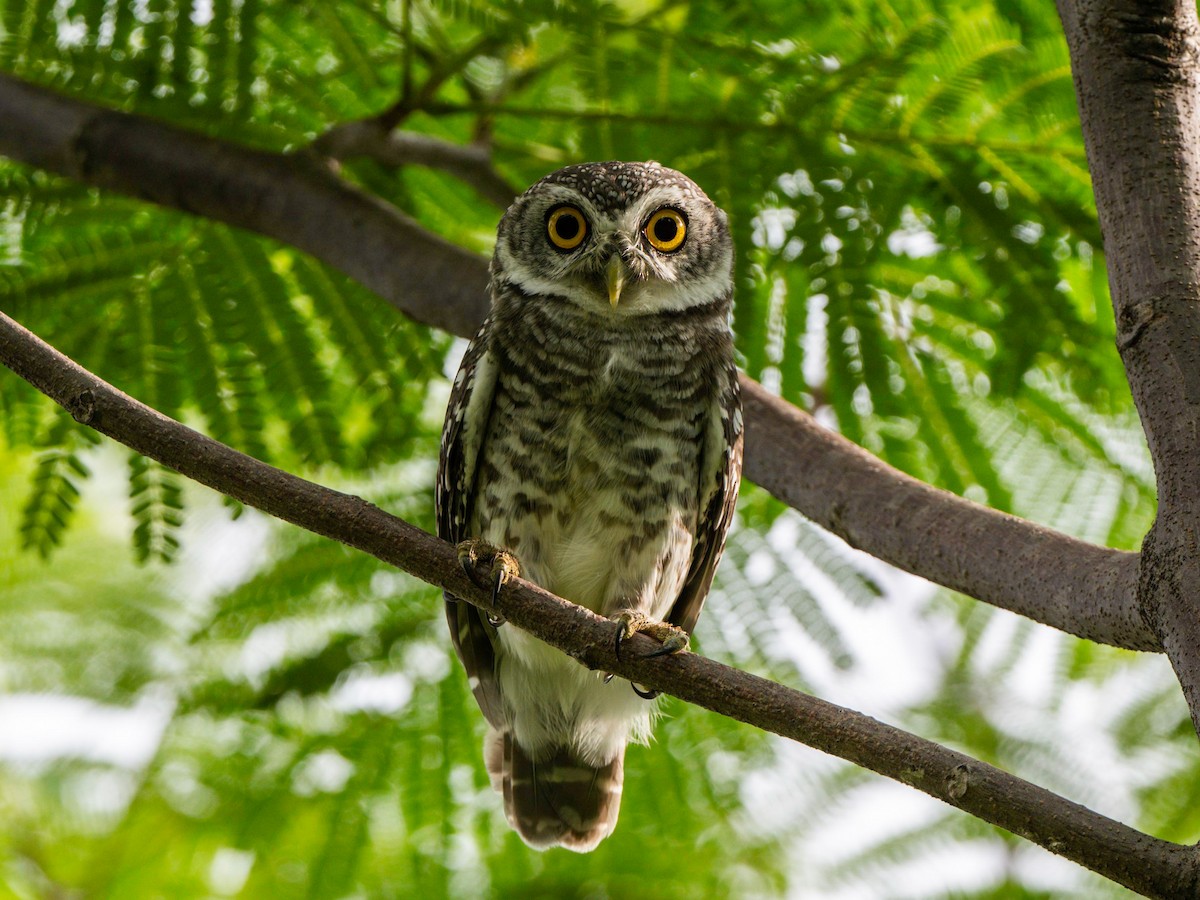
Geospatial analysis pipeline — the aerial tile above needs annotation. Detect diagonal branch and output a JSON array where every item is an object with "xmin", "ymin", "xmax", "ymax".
[
  {"xmin": 743, "ymin": 382, "xmax": 1151, "ymax": 650},
  {"xmin": 0, "ymin": 310, "xmax": 1193, "ymax": 899},
  {"xmin": 0, "ymin": 71, "xmax": 491, "ymax": 340},
  {"xmin": 0, "ymin": 71, "xmax": 1158, "ymax": 651}
]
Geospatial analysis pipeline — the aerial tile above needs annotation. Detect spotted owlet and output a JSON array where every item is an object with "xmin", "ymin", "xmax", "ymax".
[{"xmin": 437, "ymin": 161, "xmax": 743, "ymax": 852}]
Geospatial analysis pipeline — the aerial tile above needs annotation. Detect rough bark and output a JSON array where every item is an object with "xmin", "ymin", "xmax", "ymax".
[
  {"xmin": 0, "ymin": 73, "xmax": 491, "ymax": 339},
  {"xmin": 743, "ymin": 382, "xmax": 1151, "ymax": 649},
  {"xmin": 1, "ymin": 309, "xmax": 1195, "ymax": 898},
  {"xmin": 1059, "ymin": 0, "xmax": 1200, "ymax": 736},
  {"xmin": 0, "ymin": 71, "xmax": 1155, "ymax": 651}
]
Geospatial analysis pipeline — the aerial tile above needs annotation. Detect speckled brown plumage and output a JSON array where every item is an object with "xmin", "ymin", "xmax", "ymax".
[{"xmin": 437, "ymin": 161, "xmax": 742, "ymax": 851}]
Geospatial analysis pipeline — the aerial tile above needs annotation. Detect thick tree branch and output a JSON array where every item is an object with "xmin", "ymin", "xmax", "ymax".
[
  {"xmin": 743, "ymin": 382, "xmax": 1152, "ymax": 650},
  {"xmin": 0, "ymin": 311, "xmax": 1193, "ymax": 898},
  {"xmin": 0, "ymin": 71, "xmax": 1157, "ymax": 651},
  {"xmin": 0, "ymin": 72, "xmax": 491, "ymax": 339},
  {"xmin": 1059, "ymin": 0, "xmax": 1200, "ymax": 733}
]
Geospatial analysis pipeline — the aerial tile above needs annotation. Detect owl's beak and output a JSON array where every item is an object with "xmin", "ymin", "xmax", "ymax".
[{"xmin": 605, "ymin": 254, "xmax": 627, "ymax": 308}]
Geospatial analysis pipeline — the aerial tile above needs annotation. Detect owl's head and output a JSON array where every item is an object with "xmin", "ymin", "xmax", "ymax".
[{"xmin": 493, "ymin": 161, "xmax": 733, "ymax": 317}]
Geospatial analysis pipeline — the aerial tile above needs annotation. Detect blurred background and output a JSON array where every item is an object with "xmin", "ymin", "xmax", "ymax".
[{"xmin": 0, "ymin": 0, "xmax": 1195, "ymax": 896}]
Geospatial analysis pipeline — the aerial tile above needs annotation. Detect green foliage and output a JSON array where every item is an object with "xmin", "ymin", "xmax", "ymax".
[
  {"xmin": 0, "ymin": 0, "xmax": 1183, "ymax": 897},
  {"xmin": 19, "ymin": 419, "xmax": 99, "ymax": 556}
]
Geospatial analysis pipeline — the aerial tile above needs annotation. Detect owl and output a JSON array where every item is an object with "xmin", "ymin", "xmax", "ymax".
[{"xmin": 437, "ymin": 161, "xmax": 743, "ymax": 852}]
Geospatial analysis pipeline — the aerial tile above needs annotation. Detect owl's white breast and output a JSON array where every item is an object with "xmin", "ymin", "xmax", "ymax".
[{"xmin": 494, "ymin": 367, "xmax": 696, "ymax": 619}]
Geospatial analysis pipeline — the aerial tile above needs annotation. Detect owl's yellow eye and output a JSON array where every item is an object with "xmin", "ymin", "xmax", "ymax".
[
  {"xmin": 644, "ymin": 208, "xmax": 687, "ymax": 253},
  {"xmin": 546, "ymin": 205, "xmax": 588, "ymax": 251}
]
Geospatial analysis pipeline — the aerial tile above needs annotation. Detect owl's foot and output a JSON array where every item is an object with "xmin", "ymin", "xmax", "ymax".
[
  {"xmin": 604, "ymin": 611, "xmax": 687, "ymax": 700},
  {"xmin": 610, "ymin": 611, "xmax": 690, "ymax": 661},
  {"xmin": 457, "ymin": 539, "xmax": 521, "ymax": 625}
]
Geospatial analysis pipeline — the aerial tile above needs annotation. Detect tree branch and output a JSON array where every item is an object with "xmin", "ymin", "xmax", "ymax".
[
  {"xmin": 0, "ymin": 71, "xmax": 1157, "ymax": 651},
  {"xmin": 0, "ymin": 72, "xmax": 491, "ymax": 340},
  {"xmin": 1059, "ymin": 0, "xmax": 1200, "ymax": 733},
  {"xmin": 0, "ymin": 310, "xmax": 1193, "ymax": 898},
  {"xmin": 743, "ymin": 382, "xmax": 1153, "ymax": 650},
  {"xmin": 312, "ymin": 119, "xmax": 519, "ymax": 208}
]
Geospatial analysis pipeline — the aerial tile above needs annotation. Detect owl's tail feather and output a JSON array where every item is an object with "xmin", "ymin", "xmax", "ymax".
[{"xmin": 485, "ymin": 728, "xmax": 623, "ymax": 852}]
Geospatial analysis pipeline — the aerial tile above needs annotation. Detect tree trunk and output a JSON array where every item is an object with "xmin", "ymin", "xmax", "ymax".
[{"xmin": 1059, "ymin": 0, "xmax": 1200, "ymax": 738}]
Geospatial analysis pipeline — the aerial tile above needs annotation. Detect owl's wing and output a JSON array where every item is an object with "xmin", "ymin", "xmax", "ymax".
[
  {"xmin": 668, "ymin": 363, "xmax": 744, "ymax": 636},
  {"xmin": 437, "ymin": 319, "xmax": 506, "ymax": 728}
]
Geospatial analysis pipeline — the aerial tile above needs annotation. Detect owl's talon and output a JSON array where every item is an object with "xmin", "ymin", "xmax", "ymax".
[
  {"xmin": 643, "ymin": 629, "xmax": 689, "ymax": 658},
  {"xmin": 631, "ymin": 683, "xmax": 662, "ymax": 700},
  {"xmin": 614, "ymin": 623, "xmax": 629, "ymax": 660},
  {"xmin": 457, "ymin": 539, "xmax": 521, "ymax": 619},
  {"xmin": 602, "ymin": 672, "xmax": 615, "ymax": 684},
  {"xmin": 610, "ymin": 610, "xmax": 690, "ymax": 662}
]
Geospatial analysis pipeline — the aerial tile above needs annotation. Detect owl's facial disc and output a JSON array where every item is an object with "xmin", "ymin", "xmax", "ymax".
[{"xmin": 496, "ymin": 162, "xmax": 733, "ymax": 316}]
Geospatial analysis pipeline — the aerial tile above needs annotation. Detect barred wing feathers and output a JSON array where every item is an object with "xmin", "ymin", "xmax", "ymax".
[
  {"xmin": 669, "ymin": 362, "xmax": 744, "ymax": 636},
  {"xmin": 436, "ymin": 319, "xmax": 505, "ymax": 728}
]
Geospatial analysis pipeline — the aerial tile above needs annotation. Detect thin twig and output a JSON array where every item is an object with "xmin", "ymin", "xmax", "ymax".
[
  {"xmin": 399, "ymin": 0, "xmax": 413, "ymax": 110},
  {"xmin": 418, "ymin": 100, "xmax": 1091, "ymax": 159},
  {"xmin": 377, "ymin": 32, "xmax": 500, "ymax": 130},
  {"xmin": 313, "ymin": 121, "xmax": 518, "ymax": 207}
]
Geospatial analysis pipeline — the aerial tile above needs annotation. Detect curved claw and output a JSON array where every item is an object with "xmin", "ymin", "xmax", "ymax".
[
  {"xmin": 609, "ymin": 610, "xmax": 689, "ymax": 662},
  {"xmin": 456, "ymin": 539, "xmax": 521, "ymax": 623},
  {"xmin": 644, "ymin": 637, "xmax": 687, "ymax": 659},
  {"xmin": 491, "ymin": 566, "xmax": 508, "ymax": 609},
  {"xmin": 614, "ymin": 624, "xmax": 629, "ymax": 661},
  {"xmin": 631, "ymin": 683, "xmax": 662, "ymax": 700}
]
